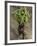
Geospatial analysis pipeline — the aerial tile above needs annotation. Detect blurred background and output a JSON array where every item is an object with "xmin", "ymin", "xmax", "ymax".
[{"xmin": 10, "ymin": 6, "xmax": 32, "ymax": 40}]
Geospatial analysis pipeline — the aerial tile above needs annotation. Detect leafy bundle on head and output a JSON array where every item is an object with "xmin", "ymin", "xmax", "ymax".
[{"xmin": 12, "ymin": 7, "xmax": 31, "ymax": 24}]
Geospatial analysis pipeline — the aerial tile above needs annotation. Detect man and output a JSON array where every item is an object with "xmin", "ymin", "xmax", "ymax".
[{"xmin": 18, "ymin": 23, "xmax": 24, "ymax": 39}]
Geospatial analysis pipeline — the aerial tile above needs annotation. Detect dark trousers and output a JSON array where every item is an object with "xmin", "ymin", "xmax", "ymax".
[{"xmin": 19, "ymin": 31, "xmax": 24, "ymax": 39}]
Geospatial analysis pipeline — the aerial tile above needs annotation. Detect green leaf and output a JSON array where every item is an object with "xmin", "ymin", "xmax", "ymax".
[
  {"xmin": 14, "ymin": 8, "xmax": 30, "ymax": 24},
  {"xmin": 25, "ymin": 16, "xmax": 28, "ymax": 22}
]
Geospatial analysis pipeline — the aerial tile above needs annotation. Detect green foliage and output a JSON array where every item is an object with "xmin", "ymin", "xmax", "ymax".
[{"xmin": 12, "ymin": 8, "xmax": 31, "ymax": 24}]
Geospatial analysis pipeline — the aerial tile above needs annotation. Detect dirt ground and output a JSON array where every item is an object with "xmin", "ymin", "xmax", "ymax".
[{"xmin": 10, "ymin": 6, "xmax": 32, "ymax": 40}]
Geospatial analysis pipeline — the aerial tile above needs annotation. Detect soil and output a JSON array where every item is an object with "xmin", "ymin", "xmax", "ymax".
[{"xmin": 10, "ymin": 6, "xmax": 32, "ymax": 40}]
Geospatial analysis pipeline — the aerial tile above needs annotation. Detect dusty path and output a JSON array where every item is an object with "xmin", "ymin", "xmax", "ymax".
[
  {"xmin": 10, "ymin": 16, "xmax": 32, "ymax": 40},
  {"xmin": 10, "ymin": 6, "xmax": 32, "ymax": 40}
]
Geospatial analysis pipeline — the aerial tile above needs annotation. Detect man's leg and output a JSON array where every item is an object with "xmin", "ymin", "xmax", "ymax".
[{"xmin": 22, "ymin": 32, "xmax": 24, "ymax": 39}]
